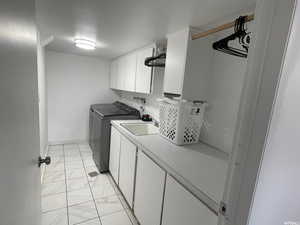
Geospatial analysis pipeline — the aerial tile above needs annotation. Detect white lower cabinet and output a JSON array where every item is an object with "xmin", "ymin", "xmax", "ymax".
[
  {"xmin": 118, "ymin": 136, "xmax": 137, "ymax": 208},
  {"xmin": 134, "ymin": 151, "xmax": 166, "ymax": 225},
  {"xmin": 161, "ymin": 175, "xmax": 218, "ymax": 225},
  {"xmin": 109, "ymin": 126, "xmax": 121, "ymax": 183},
  {"xmin": 110, "ymin": 126, "xmax": 218, "ymax": 225}
]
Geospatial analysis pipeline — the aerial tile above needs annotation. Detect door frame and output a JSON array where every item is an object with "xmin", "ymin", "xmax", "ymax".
[{"xmin": 220, "ymin": 0, "xmax": 297, "ymax": 224}]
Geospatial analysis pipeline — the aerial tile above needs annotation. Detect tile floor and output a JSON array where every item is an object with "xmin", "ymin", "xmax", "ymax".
[{"xmin": 41, "ymin": 143, "xmax": 138, "ymax": 225}]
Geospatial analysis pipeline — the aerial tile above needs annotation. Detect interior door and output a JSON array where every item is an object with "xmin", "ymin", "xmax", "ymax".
[{"xmin": 0, "ymin": 1, "xmax": 42, "ymax": 225}]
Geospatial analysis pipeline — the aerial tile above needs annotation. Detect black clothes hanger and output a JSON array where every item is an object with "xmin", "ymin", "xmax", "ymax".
[
  {"xmin": 144, "ymin": 52, "xmax": 166, "ymax": 67},
  {"xmin": 212, "ymin": 16, "xmax": 251, "ymax": 58}
]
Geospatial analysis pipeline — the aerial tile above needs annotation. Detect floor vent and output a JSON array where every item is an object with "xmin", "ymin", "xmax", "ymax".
[{"xmin": 88, "ymin": 171, "xmax": 99, "ymax": 177}]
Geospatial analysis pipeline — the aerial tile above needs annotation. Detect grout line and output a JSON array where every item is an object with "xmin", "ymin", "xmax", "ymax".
[
  {"xmin": 42, "ymin": 206, "xmax": 68, "ymax": 214},
  {"xmin": 73, "ymin": 217, "xmax": 99, "ymax": 225},
  {"xmin": 41, "ymin": 190, "xmax": 66, "ymax": 198},
  {"xmin": 67, "ymin": 199, "xmax": 96, "ymax": 208},
  {"xmin": 99, "ymin": 208, "xmax": 125, "ymax": 218},
  {"xmin": 93, "ymin": 192, "xmax": 120, "ymax": 202},
  {"xmin": 107, "ymin": 173, "xmax": 134, "ymax": 225},
  {"xmin": 72, "ymin": 216, "xmax": 99, "ymax": 225},
  {"xmin": 78, "ymin": 143, "xmax": 103, "ymax": 225},
  {"xmin": 62, "ymin": 144, "xmax": 70, "ymax": 225}
]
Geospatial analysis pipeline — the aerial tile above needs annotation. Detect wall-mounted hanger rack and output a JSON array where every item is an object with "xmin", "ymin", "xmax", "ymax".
[
  {"xmin": 212, "ymin": 16, "xmax": 251, "ymax": 58},
  {"xmin": 145, "ymin": 52, "xmax": 166, "ymax": 67},
  {"xmin": 191, "ymin": 14, "xmax": 254, "ymax": 40}
]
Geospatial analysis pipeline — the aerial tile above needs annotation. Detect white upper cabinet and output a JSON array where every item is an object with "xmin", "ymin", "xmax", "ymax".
[
  {"xmin": 161, "ymin": 175, "xmax": 218, "ymax": 225},
  {"xmin": 163, "ymin": 28, "xmax": 189, "ymax": 96},
  {"xmin": 110, "ymin": 45, "xmax": 154, "ymax": 94},
  {"xmin": 123, "ymin": 52, "xmax": 137, "ymax": 92},
  {"xmin": 135, "ymin": 47, "xmax": 154, "ymax": 94},
  {"xmin": 117, "ymin": 56, "xmax": 127, "ymax": 90},
  {"xmin": 164, "ymin": 27, "xmax": 213, "ymax": 101}
]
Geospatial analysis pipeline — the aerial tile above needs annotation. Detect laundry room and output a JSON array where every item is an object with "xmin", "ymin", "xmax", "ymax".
[
  {"xmin": 1, "ymin": 0, "xmax": 299, "ymax": 225},
  {"xmin": 39, "ymin": 11, "xmax": 256, "ymax": 224}
]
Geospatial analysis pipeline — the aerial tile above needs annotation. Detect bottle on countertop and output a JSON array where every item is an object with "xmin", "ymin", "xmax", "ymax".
[{"xmin": 141, "ymin": 114, "xmax": 153, "ymax": 122}]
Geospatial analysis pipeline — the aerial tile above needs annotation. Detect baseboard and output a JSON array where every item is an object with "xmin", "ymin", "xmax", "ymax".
[{"xmin": 48, "ymin": 139, "xmax": 88, "ymax": 146}]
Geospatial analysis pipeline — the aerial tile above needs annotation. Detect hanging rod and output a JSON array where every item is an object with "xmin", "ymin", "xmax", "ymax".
[{"xmin": 192, "ymin": 14, "xmax": 254, "ymax": 40}]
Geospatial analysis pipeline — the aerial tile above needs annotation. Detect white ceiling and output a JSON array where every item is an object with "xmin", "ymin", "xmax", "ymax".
[{"xmin": 36, "ymin": 0, "xmax": 256, "ymax": 59}]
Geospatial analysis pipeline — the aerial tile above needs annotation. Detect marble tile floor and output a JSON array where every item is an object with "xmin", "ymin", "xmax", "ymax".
[{"xmin": 41, "ymin": 143, "xmax": 138, "ymax": 225}]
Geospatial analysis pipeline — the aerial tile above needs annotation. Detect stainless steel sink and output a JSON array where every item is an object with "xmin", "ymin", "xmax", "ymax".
[{"xmin": 121, "ymin": 123, "xmax": 159, "ymax": 136}]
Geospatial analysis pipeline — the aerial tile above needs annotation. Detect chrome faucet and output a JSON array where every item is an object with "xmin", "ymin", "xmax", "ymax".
[{"xmin": 133, "ymin": 96, "xmax": 146, "ymax": 104}]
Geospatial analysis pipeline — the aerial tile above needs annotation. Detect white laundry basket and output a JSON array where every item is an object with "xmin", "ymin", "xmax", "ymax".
[{"xmin": 158, "ymin": 98, "xmax": 207, "ymax": 145}]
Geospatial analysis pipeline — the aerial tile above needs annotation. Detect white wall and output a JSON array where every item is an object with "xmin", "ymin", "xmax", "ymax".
[
  {"xmin": 248, "ymin": 3, "xmax": 300, "ymax": 225},
  {"xmin": 117, "ymin": 28, "xmax": 250, "ymax": 154},
  {"xmin": 199, "ymin": 37, "xmax": 248, "ymax": 153},
  {"xmin": 37, "ymin": 32, "xmax": 48, "ymax": 156},
  {"xmin": 198, "ymin": 23, "xmax": 255, "ymax": 154},
  {"xmin": 46, "ymin": 51, "xmax": 117, "ymax": 143}
]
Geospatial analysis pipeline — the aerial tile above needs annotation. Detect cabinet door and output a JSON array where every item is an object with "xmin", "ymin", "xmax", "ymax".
[
  {"xmin": 135, "ymin": 47, "xmax": 154, "ymax": 94},
  {"xmin": 109, "ymin": 126, "xmax": 121, "ymax": 183},
  {"xmin": 119, "ymin": 136, "xmax": 137, "ymax": 208},
  {"xmin": 162, "ymin": 175, "xmax": 218, "ymax": 225},
  {"xmin": 163, "ymin": 28, "xmax": 190, "ymax": 96},
  {"xmin": 123, "ymin": 53, "xmax": 137, "ymax": 92},
  {"xmin": 134, "ymin": 151, "xmax": 166, "ymax": 225},
  {"xmin": 117, "ymin": 57, "xmax": 126, "ymax": 90},
  {"xmin": 110, "ymin": 60, "xmax": 118, "ymax": 89}
]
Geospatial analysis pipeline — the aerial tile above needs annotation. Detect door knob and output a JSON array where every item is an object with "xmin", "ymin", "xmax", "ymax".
[{"xmin": 38, "ymin": 156, "xmax": 51, "ymax": 167}]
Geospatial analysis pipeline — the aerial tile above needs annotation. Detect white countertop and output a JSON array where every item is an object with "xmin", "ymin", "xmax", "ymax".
[{"xmin": 111, "ymin": 120, "xmax": 229, "ymax": 211}]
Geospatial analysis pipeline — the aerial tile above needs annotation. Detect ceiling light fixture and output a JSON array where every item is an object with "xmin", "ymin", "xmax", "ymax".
[{"xmin": 74, "ymin": 38, "xmax": 96, "ymax": 50}]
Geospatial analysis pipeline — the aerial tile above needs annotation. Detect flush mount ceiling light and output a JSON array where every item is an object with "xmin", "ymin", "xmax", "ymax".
[{"xmin": 74, "ymin": 38, "xmax": 96, "ymax": 50}]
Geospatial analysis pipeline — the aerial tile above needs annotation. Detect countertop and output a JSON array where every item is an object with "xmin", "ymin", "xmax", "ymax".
[{"xmin": 111, "ymin": 120, "xmax": 229, "ymax": 213}]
